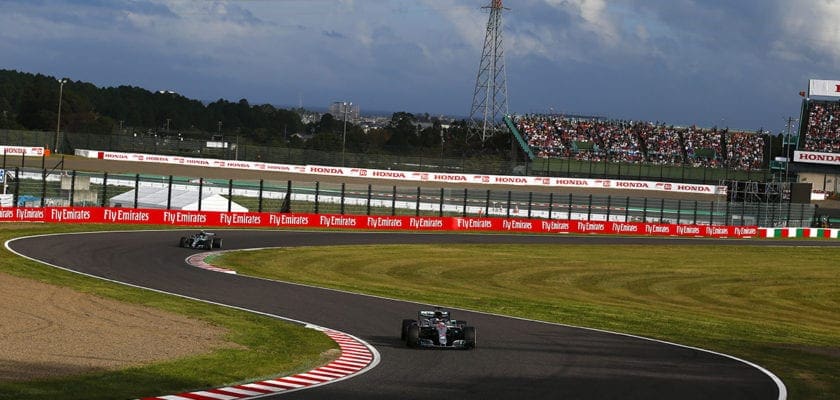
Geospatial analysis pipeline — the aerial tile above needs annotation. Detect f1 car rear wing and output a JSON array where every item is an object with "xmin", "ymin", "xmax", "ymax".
[{"xmin": 419, "ymin": 310, "xmax": 450, "ymax": 319}]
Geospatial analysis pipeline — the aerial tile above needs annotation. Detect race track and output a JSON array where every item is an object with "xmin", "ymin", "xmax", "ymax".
[{"xmin": 8, "ymin": 230, "xmax": 806, "ymax": 400}]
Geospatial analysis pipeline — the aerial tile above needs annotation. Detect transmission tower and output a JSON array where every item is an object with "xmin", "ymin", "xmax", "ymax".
[{"xmin": 468, "ymin": 0, "xmax": 509, "ymax": 143}]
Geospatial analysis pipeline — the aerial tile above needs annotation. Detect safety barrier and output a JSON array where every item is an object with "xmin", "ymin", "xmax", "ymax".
[{"xmin": 0, "ymin": 206, "xmax": 762, "ymax": 238}]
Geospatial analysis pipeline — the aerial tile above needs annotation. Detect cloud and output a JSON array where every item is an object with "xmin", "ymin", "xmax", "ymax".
[
  {"xmin": 1, "ymin": 0, "xmax": 836, "ymax": 127},
  {"xmin": 322, "ymin": 30, "xmax": 345, "ymax": 39},
  {"xmin": 775, "ymin": 1, "xmax": 840, "ymax": 65}
]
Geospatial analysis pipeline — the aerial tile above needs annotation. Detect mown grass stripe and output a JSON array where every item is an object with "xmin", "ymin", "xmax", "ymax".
[{"xmin": 213, "ymin": 242, "xmax": 840, "ymax": 398}]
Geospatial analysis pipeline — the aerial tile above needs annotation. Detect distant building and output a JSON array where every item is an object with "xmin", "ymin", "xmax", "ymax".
[{"xmin": 328, "ymin": 101, "xmax": 360, "ymax": 123}]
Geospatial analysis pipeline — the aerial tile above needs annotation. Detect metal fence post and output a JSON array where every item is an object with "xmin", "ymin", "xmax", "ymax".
[
  {"xmin": 167, "ymin": 175, "xmax": 173, "ymax": 210},
  {"xmin": 415, "ymin": 186, "xmax": 420, "ymax": 216},
  {"xmin": 506, "ymin": 191, "xmax": 512, "ymax": 219},
  {"xmin": 314, "ymin": 181, "xmax": 320, "ymax": 214},
  {"xmin": 724, "ymin": 200, "xmax": 731, "ymax": 226},
  {"xmin": 548, "ymin": 193, "xmax": 554, "ymax": 219},
  {"xmin": 485, "ymin": 189, "xmax": 491, "ymax": 217},
  {"xmin": 625, "ymin": 197, "xmax": 630, "ymax": 222},
  {"xmin": 368, "ymin": 184, "xmax": 373, "ymax": 216},
  {"xmin": 709, "ymin": 200, "xmax": 715, "ymax": 225},
  {"xmin": 341, "ymin": 183, "xmax": 346, "ymax": 215},
  {"xmin": 439, "ymin": 188, "xmax": 444, "ymax": 217},
  {"xmin": 13, "ymin": 167, "xmax": 19, "ymax": 206},
  {"xmin": 527, "ymin": 192, "xmax": 533, "ymax": 219},
  {"xmin": 100, "ymin": 172, "xmax": 108, "ymax": 207},
  {"xmin": 676, "ymin": 199, "xmax": 682, "ymax": 224},
  {"xmin": 197, "ymin": 177, "xmax": 203, "ymax": 211},
  {"xmin": 786, "ymin": 200, "xmax": 792, "ymax": 227},
  {"xmin": 587, "ymin": 194, "xmax": 593, "ymax": 221},
  {"xmin": 40, "ymin": 168, "xmax": 46, "ymax": 207},
  {"xmin": 659, "ymin": 198, "xmax": 665, "ymax": 223},
  {"xmin": 133, "ymin": 173, "xmax": 139, "ymax": 208},
  {"xmin": 391, "ymin": 186, "xmax": 397, "ymax": 216},
  {"xmin": 70, "ymin": 170, "xmax": 76, "ymax": 207},
  {"xmin": 691, "ymin": 200, "xmax": 697, "ymax": 224},
  {"xmin": 741, "ymin": 200, "xmax": 746, "ymax": 226},
  {"xmin": 366, "ymin": 183, "xmax": 373, "ymax": 215},
  {"xmin": 228, "ymin": 179, "xmax": 233, "ymax": 212},
  {"xmin": 258, "ymin": 179, "xmax": 264, "ymax": 213},
  {"xmin": 462, "ymin": 188, "xmax": 468, "ymax": 218},
  {"xmin": 567, "ymin": 193, "xmax": 573, "ymax": 220}
]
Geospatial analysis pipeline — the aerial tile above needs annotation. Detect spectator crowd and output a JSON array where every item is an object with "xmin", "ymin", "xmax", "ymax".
[
  {"xmin": 514, "ymin": 114, "xmax": 766, "ymax": 171},
  {"xmin": 803, "ymin": 101, "xmax": 840, "ymax": 153}
]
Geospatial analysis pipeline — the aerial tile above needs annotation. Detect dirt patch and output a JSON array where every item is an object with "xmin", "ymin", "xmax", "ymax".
[{"xmin": 0, "ymin": 272, "xmax": 238, "ymax": 382}]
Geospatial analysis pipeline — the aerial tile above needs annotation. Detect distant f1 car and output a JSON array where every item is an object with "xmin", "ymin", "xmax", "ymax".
[
  {"xmin": 401, "ymin": 309, "xmax": 475, "ymax": 349},
  {"xmin": 179, "ymin": 231, "xmax": 222, "ymax": 250}
]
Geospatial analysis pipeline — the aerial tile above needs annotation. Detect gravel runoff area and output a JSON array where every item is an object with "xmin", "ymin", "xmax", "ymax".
[{"xmin": 0, "ymin": 270, "xmax": 237, "ymax": 382}]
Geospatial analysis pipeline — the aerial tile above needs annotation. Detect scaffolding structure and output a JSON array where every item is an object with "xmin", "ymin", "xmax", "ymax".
[{"xmin": 723, "ymin": 180, "xmax": 783, "ymax": 203}]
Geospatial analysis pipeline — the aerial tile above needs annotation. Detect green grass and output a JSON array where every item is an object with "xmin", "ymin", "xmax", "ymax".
[
  {"xmin": 0, "ymin": 224, "xmax": 338, "ymax": 400},
  {"xmin": 211, "ymin": 243, "xmax": 840, "ymax": 400},
  {"xmin": 3, "ymin": 224, "xmax": 838, "ymax": 399}
]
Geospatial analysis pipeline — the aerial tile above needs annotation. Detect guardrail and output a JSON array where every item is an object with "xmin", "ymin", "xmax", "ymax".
[{"xmin": 0, "ymin": 206, "xmax": 763, "ymax": 238}]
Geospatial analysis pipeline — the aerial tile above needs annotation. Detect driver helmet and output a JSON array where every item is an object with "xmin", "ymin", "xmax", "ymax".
[{"xmin": 434, "ymin": 311, "xmax": 443, "ymax": 319}]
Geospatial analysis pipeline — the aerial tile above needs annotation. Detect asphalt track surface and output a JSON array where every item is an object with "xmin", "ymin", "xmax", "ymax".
[{"xmin": 14, "ymin": 231, "xmax": 837, "ymax": 400}]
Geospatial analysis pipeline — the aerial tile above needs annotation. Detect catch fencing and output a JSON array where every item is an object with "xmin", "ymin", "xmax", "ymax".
[{"xmin": 0, "ymin": 165, "xmax": 815, "ymax": 228}]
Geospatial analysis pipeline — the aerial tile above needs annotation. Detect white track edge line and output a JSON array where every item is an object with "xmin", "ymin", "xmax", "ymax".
[
  {"xmin": 3, "ymin": 231, "xmax": 382, "ymax": 399},
  {"xmin": 5, "ymin": 228, "xmax": 785, "ymax": 399}
]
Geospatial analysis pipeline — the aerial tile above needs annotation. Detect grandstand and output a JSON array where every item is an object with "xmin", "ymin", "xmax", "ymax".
[
  {"xmin": 779, "ymin": 79, "xmax": 840, "ymax": 226},
  {"xmin": 790, "ymin": 79, "xmax": 840, "ymax": 196},
  {"xmin": 500, "ymin": 78, "xmax": 839, "ymax": 226},
  {"xmin": 511, "ymin": 114, "xmax": 767, "ymax": 172}
]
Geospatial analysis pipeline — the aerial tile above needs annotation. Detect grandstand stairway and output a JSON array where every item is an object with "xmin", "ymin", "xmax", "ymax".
[{"xmin": 503, "ymin": 115, "xmax": 536, "ymax": 161}]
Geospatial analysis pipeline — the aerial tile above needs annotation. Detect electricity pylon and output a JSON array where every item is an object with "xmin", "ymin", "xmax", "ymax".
[{"xmin": 468, "ymin": 0, "xmax": 509, "ymax": 143}]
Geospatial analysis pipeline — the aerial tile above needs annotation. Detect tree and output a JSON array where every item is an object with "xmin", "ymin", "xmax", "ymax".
[{"xmin": 385, "ymin": 112, "xmax": 418, "ymax": 153}]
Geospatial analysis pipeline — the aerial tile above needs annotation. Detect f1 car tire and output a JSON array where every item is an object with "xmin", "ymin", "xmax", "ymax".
[
  {"xmin": 406, "ymin": 324, "xmax": 420, "ymax": 348},
  {"xmin": 401, "ymin": 319, "xmax": 415, "ymax": 340},
  {"xmin": 463, "ymin": 326, "xmax": 476, "ymax": 349},
  {"xmin": 212, "ymin": 237, "xmax": 222, "ymax": 249},
  {"xmin": 179, "ymin": 237, "xmax": 187, "ymax": 247}
]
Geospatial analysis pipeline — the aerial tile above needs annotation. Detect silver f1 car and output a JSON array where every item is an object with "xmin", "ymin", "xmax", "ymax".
[
  {"xmin": 179, "ymin": 231, "xmax": 222, "ymax": 250},
  {"xmin": 401, "ymin": 309, "xmax": 476, "ymax": 349}
]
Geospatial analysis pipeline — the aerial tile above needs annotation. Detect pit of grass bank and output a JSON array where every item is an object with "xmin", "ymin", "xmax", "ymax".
[
  {"xmin": 0, "ymin": 224, "xmax": 337, "ymax": 400},
  {"xmin": 214, "ymin": 243, "xmax": 840, "ymax": 400}
]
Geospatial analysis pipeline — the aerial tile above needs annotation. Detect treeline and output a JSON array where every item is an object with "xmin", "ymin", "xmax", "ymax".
[{"xmin": 0, "ymin": 69, "xmax": 505, "ymax": 158}]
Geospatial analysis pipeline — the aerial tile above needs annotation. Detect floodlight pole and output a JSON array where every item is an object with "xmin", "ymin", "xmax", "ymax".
[
  {"xmin": 54, "ymin": 79, "xmax": 67, "ymax": 153},
  {"xmin": 342, "ymin": 101, "xmax": 351, "ymax": 166}
]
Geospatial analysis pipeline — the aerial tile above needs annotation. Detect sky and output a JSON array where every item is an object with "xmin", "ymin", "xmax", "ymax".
[{"xmin": 1, "ymin": 0, "xmax": 838, "ymax": 132}]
